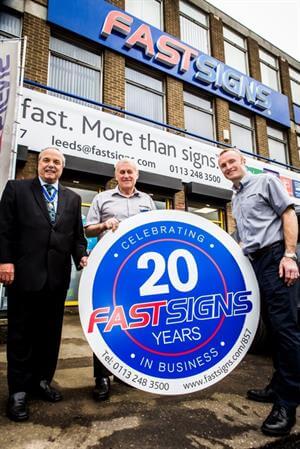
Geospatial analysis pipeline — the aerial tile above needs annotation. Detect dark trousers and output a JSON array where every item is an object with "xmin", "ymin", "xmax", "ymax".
[
  {"xmin": 7, "ymin": 285, "xmax": 67, "ymax": 394},
  {"xmin": 93, "ymin": 353, "xmax": 110, "ymax": 379},
  {"xmin": 251, "ymin": 242, "xmax": 300, "ymax": 408}
]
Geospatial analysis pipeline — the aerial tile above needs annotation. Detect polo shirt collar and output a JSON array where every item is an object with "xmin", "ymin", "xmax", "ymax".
[
  {"xmin": 112, "ymin": 186, "xmax": 140, "ymax": 198},
  {"xmin": 232, "ymin": 173, "xmax": 252, "ymax": 193}
]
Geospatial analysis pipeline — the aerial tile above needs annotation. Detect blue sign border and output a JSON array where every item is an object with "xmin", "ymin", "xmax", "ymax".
[
  {"xmin": 79, "ymin": 210, "xmax": 260, "ymax": 395},
  {"xmin": 47, "ymin": 0, "xmax": 290, "ymax": 128}
]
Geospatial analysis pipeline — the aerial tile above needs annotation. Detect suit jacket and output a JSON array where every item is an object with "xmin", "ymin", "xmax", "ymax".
[{"xmin": 0, "ymin": 178, "xmax": 87, "ymax": 292}]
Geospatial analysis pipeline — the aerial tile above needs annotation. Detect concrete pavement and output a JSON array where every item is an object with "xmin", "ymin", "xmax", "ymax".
[{"xmin": 0, "ymin": 312, "xmax": 300, "ymax": 449}]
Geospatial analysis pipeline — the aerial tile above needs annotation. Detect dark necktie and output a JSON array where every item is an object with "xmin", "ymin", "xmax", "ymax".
[{"xmin": 44, "ymin": 184, "xmax": 56, "ymax": 223}]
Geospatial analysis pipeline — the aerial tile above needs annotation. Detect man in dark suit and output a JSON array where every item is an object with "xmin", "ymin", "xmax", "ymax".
[{"xmin": 0, "ymin": 147, "xmax": 88, "ymax": 422}]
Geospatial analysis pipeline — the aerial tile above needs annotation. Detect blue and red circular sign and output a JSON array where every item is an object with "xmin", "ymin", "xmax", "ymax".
[{"xmin": 79, "ymin": 210, "xmax": 259, "ymax": 395}]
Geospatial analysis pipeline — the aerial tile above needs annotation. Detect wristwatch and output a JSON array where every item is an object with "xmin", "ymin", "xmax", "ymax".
[{"xmin": 283, "ymin": 252, "xmax": 298, "ymax": 261}]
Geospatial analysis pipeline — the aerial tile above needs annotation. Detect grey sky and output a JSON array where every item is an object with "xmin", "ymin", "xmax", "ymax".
[{"xmin": 206, "ymin": 0, "xmax": 300, "ymax": 61}]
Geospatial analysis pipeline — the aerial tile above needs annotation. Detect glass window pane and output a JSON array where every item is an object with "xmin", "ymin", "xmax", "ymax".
[
  {"xmin": 290, "ymin": 68, "xmax": 300, "ymax": 82},
  {"xmin": 183, "ymin": 91, "xmax": 212, "ymax": 111},
  {"xmin": 224, "ymin": 42, "xmax": 247, "ymax": 74},
  {"xmin": 126, "ymin": 83, "xmax": 163, "ymax": 124},
  {"xmin": 180, "ymin": 16, "xmax": 209, "ymax": 53},
  {"xmin": 49, "ymin": 56, "xmax": 101, "ymax": 102},
  {"xmin": 179, "ymin": 1, "xmax": 207, "ymax": 26},
  {"xmin": 291, "ymin": 80, "xmax": 300, "ymax": 105},
  {"xmin": 259, "ymin": 49, "xmax": 276, "ymax": 67},
  {"xmin": 50, "ymin": 37, "xmax": 101, "ymax": 67},
  {"xmin": 230, "ymin": 110, "xmax": 251, "ymax": 127},
  {"xmin": 126, "ymin": 67, "xmax": 163, "ymax": 92},
  {"xmin": 260, "ymin": 63, "xmax": 279, "ymax": 90},
  {"xmin": 268, "ymin": 139, "xmax": 287, "ymax": 164},
  {"xmin": 223, "ymin": 27, "xmax": 245, "ymax": 49},
  {"xmin": 0, "ymin": 11, "xmax": 21, "ymax": 37},
  {"xmin": 184, "ymin": 105, "xmax": 214, "ymax": 140},
  {"xmin": 267, "ymin": 126, "xmax": 283, "ymax": 140},
  {"xmin": 231, "ymin": 123, "xmax": 254, "ymax": 153},
  {"xmin": 125, "ymin": 0, "xmax": 162, "ymax": 29}
]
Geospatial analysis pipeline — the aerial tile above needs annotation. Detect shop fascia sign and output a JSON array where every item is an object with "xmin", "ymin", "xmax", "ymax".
[{"xmin": 47, "ymin": 0, "xmax": 290, "ymax": 128}]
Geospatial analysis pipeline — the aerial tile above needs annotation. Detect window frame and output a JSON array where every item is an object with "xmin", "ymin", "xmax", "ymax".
[
  {"xmin": 125, "ymin": 0, "xmax": 163, "ymax": 30},
  {"xmin": 289, "ymin": 67, "xmax": 300, "ymax": 106},
  {"xmin": 48, "ymin": 35, "xmax": 102, "ymax": 105},
  {"xmin": 267, "ymin": 125, "xmax": 288, "ymax": 165},
  {"xmin": 179, "ymin": 0, "xmax": 210, "ymax": 55},
  {"xmin": 125, "ymin": 65, "xmax": 165, "ymax": 127},
  {"xmin": 183, "ymin": 89, "xmax": 215, "ymax": 142},
  {"xmin": 229, "ymin": 108, "xmax": 255, "ymax": 153},
  {"xmin": 0, "ymin": 9, "xmax": 22, "ymax": 38},
  {"xmin": 259, "ymin": 48, "xmax": 280, "ymax": 92},
  {"xmin": 223, "ymin": 26, "xmax": 248, "ymax": 74}
]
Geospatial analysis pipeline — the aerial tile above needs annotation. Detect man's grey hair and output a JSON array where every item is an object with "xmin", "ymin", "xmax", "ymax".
[
  {"xmin": 38, "ymin": 147, "xmax": 66, "ymax": 167},
  {"xmin": 114, "ymin": 158, "xmax": 138, "ymax": 172}
]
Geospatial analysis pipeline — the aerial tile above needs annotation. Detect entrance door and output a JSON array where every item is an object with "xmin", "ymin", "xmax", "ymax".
[{"xmin": 187, "ymin": 200, "xmax": 226, "ymax": 230}]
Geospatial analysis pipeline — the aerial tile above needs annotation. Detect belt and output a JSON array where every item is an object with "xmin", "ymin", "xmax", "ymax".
[{"xmin": 247, "ymin": 241, "xmax": 283, "ymax": 261}]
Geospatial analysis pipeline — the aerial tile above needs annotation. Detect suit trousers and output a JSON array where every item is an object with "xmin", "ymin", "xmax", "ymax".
[
  {"xmin": 250, "ymin": 242, "xmax": 300, "ymax": 408},
  {"xmin": 7, "ymin": 284, "xmax": 67, "ymax": 394}
]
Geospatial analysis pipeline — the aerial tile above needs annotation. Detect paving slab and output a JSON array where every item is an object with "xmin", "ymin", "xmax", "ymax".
[{"xmin": 0, "ymin": 313, "xmax": 299, "ymax": 449}]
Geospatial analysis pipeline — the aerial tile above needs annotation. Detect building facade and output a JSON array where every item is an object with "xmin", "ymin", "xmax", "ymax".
[{"xmin": 1, "ymin": 0, "xmax": 300, "ymax": 303}]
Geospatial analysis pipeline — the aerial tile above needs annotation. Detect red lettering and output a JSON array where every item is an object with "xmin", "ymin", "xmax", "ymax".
[
  {"xmin": 155, "ymin": 36, "xmax": 181, "ymax": 67},
  {"xmin": 151, "ymin": 300, "xmax": 167, "ymax": 326},
  {"xmin": 88, "ymin": 307, "xmax": 110, "ymax": 333},
  {"xmin": 104, "ymin": 305, "xmax": 128, "ymax": 332},
  {"xmin": 129, "ymin": 304, "xmax": 151, "ymax": 329},
  {"xmin": 101, "ymin": 10, "xmax": 133, "ymax": 38},
  {"xmin": 125, "ymin": 24, "xmax": 155, "ymax": 57}
]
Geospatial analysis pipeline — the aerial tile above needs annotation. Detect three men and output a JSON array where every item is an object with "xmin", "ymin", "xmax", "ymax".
[
  {"xmin": 218, "ymin": 148, "xmax": 300, "ymax": 437},
  {"xmin": 85, "ymin": 159, "xmax": 156, "ymax": 400},
  {"xmin": 0, "ymin": 148, "xmax": 88, "ymax": 421}
]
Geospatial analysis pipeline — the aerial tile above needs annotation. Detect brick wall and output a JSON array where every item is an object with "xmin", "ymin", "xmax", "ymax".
[
  {"xmin": 103, "ymin": 50, "xmax": 125, "ymax": 112},
  {"xmin": 22, "ymin": 13, "xmax": 50, "ymax": 84},
  {"xmin": 16, "ymin": 152, "xmax": 38, "ymax": 179}
]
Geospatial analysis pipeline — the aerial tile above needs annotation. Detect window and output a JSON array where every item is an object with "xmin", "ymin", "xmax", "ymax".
[
  {"xmin": 229, "ymin": 109, "xmax": 255, "ymax": 153},
  {"xmin": 289, "ymin": 68, "xmax": 300, "ymax": 106},
  {"xmin": 179, "ymin": 1, "xmax": 209, "ymax": 54},
  {"xmin": 125, "ymin": 67, "xmax": 164, "ymax": 126},
  {"xmin": 0, "ymin": 10, "xmax": 21, "ymax": 37},
  {"xmin": 223, "ymin": 27, "xmax": 248, "ymax": 74},
  {"xmin": 188, "ymin": 200, "xmax": 226, "ymax": 230},
  {"xmin": 184, "ymin": 91, "xmax": 214, "ymax": 141},
  {"xmin": 267, "ymin": 126, "xmax": 288, "ymax": 164},
  {"xmin": 125, "ymin": 0, "xmax": 162, "ymax": 29},
  {"xmin": 48, "ymin": 37, "xmax": 101, "ymax": 104},
  {"xmin": 259, "ymin": 49, "xmax": 280, "ymax": 91}
]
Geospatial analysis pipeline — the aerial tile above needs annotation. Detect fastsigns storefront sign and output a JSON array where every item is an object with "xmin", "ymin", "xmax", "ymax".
[
  {"xmin": 47, "ymin": 0, "xmax": 290, "ymax": 127},
  {"xmin": 18, "ymin": 89, "xmax": 300, "ymax": 203},
  {"xmin": 79, "ymin": 211, "xmax": 260, "ymax": 394}
]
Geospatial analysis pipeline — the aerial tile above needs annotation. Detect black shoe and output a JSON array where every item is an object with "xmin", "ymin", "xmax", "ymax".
[
  {"xmin": 7, "ymin": 392, "xmax": 29, "ymax": 422},
  {"xmin": 261, "ymin": 404, "xmax": 296, "ymax": 437},
  {"xmin": 247, "ymin": 385, "xmax": 276, "ymax": 403},
  {"xmin": 37, "ymin": 380, "xmax": 63, "ymax": 402},
  {"xmin": 93, "ymin": 377, "xmax": 110, "ymax": 401}
]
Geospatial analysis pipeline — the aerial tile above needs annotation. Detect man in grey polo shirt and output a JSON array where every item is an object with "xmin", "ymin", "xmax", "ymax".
[
  {"xmin": 85, "ymin": 159, "xmax": 156, "ymax": 401},
  {"xmin": 218, "ymin": 148, "xmax": 300, "ymax": 437}
]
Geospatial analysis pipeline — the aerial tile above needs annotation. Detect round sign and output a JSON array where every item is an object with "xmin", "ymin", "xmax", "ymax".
[{"xmin": 79, "ymin": 210, "xmax": 259, "ymax": 395}]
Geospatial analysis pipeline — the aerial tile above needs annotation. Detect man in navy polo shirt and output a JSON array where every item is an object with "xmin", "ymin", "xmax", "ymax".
[{"xmin": 218, "ymin": 148, "xmax": 300, "ymax": 437}]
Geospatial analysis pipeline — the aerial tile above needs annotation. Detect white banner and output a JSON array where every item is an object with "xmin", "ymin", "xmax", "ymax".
[
  {"xmin": 0, "ymin": 39, "xmax": 21, "ymax": 196},
  {"xmin": 18, "ymin": 88, "xmax": 300, "ymax": 204}
]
